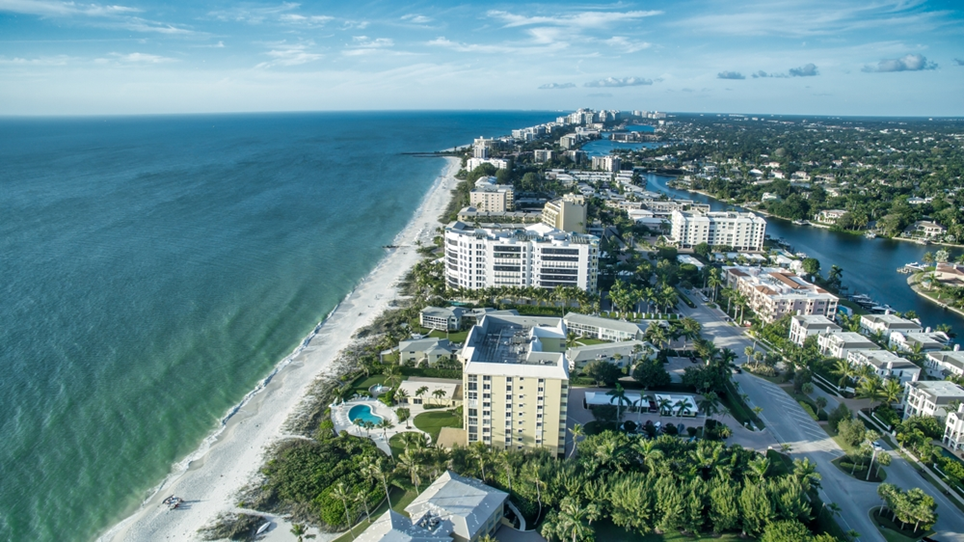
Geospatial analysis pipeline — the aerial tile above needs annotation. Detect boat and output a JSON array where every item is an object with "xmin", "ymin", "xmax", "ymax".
[
  {"xmin": 914, "ymin": 238, "xmax": 929, "ymax": 245},
  {"xmin": 792, "ymin": 219, "xmax": 811, "ymax": 226},
  {"xmin": 865, "ymin": 231, "xmax": 877, "ymax": 239}
]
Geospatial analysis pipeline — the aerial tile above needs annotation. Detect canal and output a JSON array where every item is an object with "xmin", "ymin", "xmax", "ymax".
[{"xmin": 644, "ymin": 173, "xmax": 964, "ymax": 336}]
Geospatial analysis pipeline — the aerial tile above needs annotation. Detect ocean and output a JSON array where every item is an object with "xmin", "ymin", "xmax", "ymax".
[{"xmin": 0, "ymin": 111, "xmax": 557, "ymax": 542}]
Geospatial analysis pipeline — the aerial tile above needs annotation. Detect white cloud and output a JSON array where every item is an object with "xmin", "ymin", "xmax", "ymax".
[
  {"xmin": 862, "ymin": 53, "xmax": 937, "ymax": 72},
  {"xmin": 538, "ymin": 82, "xmax": 575, "ymax": 89},
  {"xmin": 789, "ymin": 63, "xmax": 819, "ymax": 76},
  {"xmin": 256, "ymin": 42, "xmax": 322, "ymax": 68},
  {"xmin": 584, "ymin": 76, "xmax": 653, "ymax": 87},
  {"xmin": 603, "ymin": 36, "xmax": 651, "ymax": 53},
  {"xmin": 717, "ymin": 71, "xmax": 745, "ymax": 80},
  {"xmin": 278, "ymin": 13, "xmax": 333, "ymax": 26},
  {"xmin": 0, "ymin": 0, "xmax": 197, "ymax": 34},
  {"xmin": 209, "ymin": 3, "xmax": 300, "ymax": 24},
  {"xmin": 0, "ymin": 54, "xmax": 72, "ymax": 66},
  {"xmin": 93, "ymin": 52, "xmax": 177, "ymax": 65},
  {"xmin": 487, "ymin": 9, "xmax": 662, "ymax": 29},
  {"xmin": 401, "ymin": 14, "xmax": 432, "ymax": 24}
]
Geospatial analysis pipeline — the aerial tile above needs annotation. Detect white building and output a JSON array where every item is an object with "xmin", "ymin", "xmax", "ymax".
[
  {"xmin": 847, "ymin": 350, "xmax": 921, "ymax": 384},
  {"xmin": 566, "ymin": 340, "xmax": 654, "ymax": 370},
  {"xmin": 859, "ymin": 314, "xmax": 923, "ymax": 341},
  {"xmin": 789, "ymin": 315, "xmax": 841, "ymax": 346},
  {"xmin": 888, "ymin": 331, "xmax": 948, "ymax": 353},
  {"xmin": 466, "ymin": 157, "xmax": 509, "ymax": 171},
  {"xmin": 670, "ymin": 210, "xmax": 767, "ymax": 251},
  {"xmin": 925, "ymin": 350, "xmax": 964, "ymax": 379},
  {"xmin": 818, "ymin": 332, "xmax": 877, "ymax": 359},
  {"xmin": 903, "ymin": 380, "xmax": 964, "ymax": 420},
  {"xmin": 725, "ymin": 266, "xmax": 838, "ymax": 323},
  {"xmin": 591, "ymin": 155, "xmax": 621, "ymax": 172},
  {"xmin": 420, "ymin": 306, "xmax": 465, "ymax": 332},
  {"xmin": 533, "ymin": 149, "xmax": 554, "ymax": 162},
  {"xmin": 396, "ymin": 338, "xmax": 455, "ymax": 367},
  {"xmin": 943, "ymin": 404, "xmax": 964, "ymax": 451},
  {"xmin": 444, "ymin": 222, "xmax": 599, "ymax": 293},
  {"xmin": 469, "ymin": 183, "xmax": 514, "ymax": 212},
  {"xmin": 563, "ymin": 312, "xmax": 646, "ymax": 341}
]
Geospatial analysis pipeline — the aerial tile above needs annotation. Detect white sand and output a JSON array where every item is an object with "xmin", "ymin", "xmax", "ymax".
[{"xmin": 100, "ymin": 157, "xmax": 461, "ymax": 542}]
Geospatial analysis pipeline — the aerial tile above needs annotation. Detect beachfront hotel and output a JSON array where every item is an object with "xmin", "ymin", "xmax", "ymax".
[
  {"xmin": 669, "ymin": 210, "xmax": 767, "ymax": 251},
  {"xmin": 469, "ymin": 177, "xmax": 514, "ymax": 213},
  {"xmin": 459, "ymin": 314, "xmax": 569, "ymax": 457},
  {"xmin": 443, "ymin": 221, "xmax": 599, "ymax": 293},
  {"xmin": 724, "ymin": 266, "xmax": 838, "ymax": 323}
]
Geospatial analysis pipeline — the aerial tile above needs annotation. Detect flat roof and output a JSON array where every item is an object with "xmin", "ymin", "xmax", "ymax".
[{"xmin": 908, "ymin": 380, "xmax": 964, "ymax": 398}]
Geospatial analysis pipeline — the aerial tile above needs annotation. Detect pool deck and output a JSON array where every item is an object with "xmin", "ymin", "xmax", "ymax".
[{"xmin": 331, "ymin": 397, "xmax": 434, "ymax": 455}]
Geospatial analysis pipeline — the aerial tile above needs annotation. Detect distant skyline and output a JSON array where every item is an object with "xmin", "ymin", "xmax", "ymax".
[{"xmin": 1, "ymin": 0, "xmax": 962, "ymax": 116}]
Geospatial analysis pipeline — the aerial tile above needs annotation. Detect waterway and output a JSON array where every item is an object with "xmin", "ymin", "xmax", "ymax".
[{"xmin": 644, "ymin": 174, "xmax": 964, "ymax": 336}]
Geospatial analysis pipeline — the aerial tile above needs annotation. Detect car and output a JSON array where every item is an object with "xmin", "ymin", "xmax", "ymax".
[{"xmin": 873, "ymin": 440, "xmax": 883, "ymax": 449}]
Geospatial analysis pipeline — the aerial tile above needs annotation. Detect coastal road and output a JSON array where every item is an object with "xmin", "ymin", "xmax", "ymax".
[{"xmin": 680, "ymin": 298, "xmax": 964, "ymax": 541}]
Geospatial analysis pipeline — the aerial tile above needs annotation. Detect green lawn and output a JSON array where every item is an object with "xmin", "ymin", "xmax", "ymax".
[
  {"xmin": 721, "ymin": 381, "xmax": 765, "ymax": 429},
  {"xmin": 575, "ymin": 337, "xmax": 612, "ymax": 346},
  {"xmin": 389, "ymin": 431, "xmax": 424, "ymax": 457},
  {"xmin": 331, "ymin": 485, "xmax": 419, "ymax": 542},
  {"xmin": 425, "ymin": 328, "xmax": 470, "ymax": 343},
  {"xmin": 870, "ymin": 508, "xmax": 934, "ymax": 542},
  {"xmin": 831, "ymin": 455, "xmax": 886, "ymax": 482},
  {"xmin": 413, "ymin": 409, "xmax": 462, "ymax": 442},
  {"xmin": 593, "ymin": 519, "xmax": 751, "ymax": 542},
  {"xmin": 350, "ymin": 374, "xmax": 388, "ymax": 396}
]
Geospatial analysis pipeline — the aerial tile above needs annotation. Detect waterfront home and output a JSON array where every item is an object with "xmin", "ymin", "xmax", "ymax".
[
  {"xmin": 859, "ymin": 313, "xmax": 922, "ymax": 341},
  {"xmin": 563, "ymin": 312, "xmax": 647, "ymax": 341},
  {"xmin": 397, "ymin": 337, "xmax": 454, "ymax": 367},
  {"xmin": 818, "ymin": 332, "xmax": 876, "ymax": 359},
  {"xmin": 357, "ymin": 471, "xmax": 507, "ymax": 542},
  {"xmin": 724, "ymin": 266, "xmax": 838, "ymax": 323},
  {"xmin": 789, "ymin": 315, "xmax": 841, "ymax": 346},
  {"xmin": 888, "ymin": 331, "xmax": 948, "ymax": 353},
  {"xmin": 814, "ymin": 209, "xmax": 848, "ymax": 225},
  {"xmin": 925, "ymin": 350, "xmax": 964, "ymax": 379},
  {"xmin": 944, "ymin": 404, "xmax": 964, "ymax": 451},
  {"xmin": 420, "ymin": 306, "xmax": 465, "ymax": 332},
  {"xmin": 934, "ymin": 263, "xmax": 964, "ymax": 287},
  {"xmin": 903, "ymin": 380, "xmax": 964, "ymax": 420},
  {"xmin": 847, "ymin": 350, "xmax": 921, "ymax": 385},
  {"xmin": 905, "ymin": 220, "xmax": 946, "ymax": 239}
]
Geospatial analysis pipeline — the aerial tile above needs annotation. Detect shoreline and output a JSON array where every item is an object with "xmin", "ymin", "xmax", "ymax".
[
  {"xmin": 99, "ymin": 156, "xmax": 461, "ymax": 542},
  {"xmin": 907, "ymin": 274, "xmax": 964, "ymax": 319}
]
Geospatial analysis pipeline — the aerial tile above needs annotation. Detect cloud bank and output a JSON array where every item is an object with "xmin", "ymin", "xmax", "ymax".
[
  {"xmin": 863, "ymin": 54, "xmax": 936, "ymax": 72},
  {"xmin": 789, "ymin": 63, "xmax": 818, "ymax": 77},
  {"xmin": 717, "ymin": 71, "xmax": 745, "ymax": 80},
  {"xmin": 584, "ymin": 76, "xmax": 653, "ymax": 88}
]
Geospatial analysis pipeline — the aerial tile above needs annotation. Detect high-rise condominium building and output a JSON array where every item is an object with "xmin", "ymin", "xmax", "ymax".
[{"xmin": 670, "ymin": 210, "xmax": 767, "ymax": 251}]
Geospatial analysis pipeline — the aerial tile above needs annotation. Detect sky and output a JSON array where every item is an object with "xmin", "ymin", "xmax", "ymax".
[{"xmin": 1, "ymin": 0, "xmax": 962, "ymax": 116}]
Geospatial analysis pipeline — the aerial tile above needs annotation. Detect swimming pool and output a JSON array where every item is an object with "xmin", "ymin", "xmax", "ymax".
[{"xmin": 348, "ymin": 404, "xmax": 383, "ymax": 425}]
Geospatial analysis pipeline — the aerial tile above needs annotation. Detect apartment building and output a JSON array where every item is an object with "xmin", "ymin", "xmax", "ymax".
[
  {"xmin": 469, "ymin": 179, "xmax": 514, "ymax": 212},
  {"xmin": 925, "ymin": 350, "xmax": 964, "ymax": 379},
  {"xmin": 420, "ymin": 306, "xmax": 465, "ymax": 332},
  {"xmin": 859, "ymin": 313, "xmax": 922, "ymax": 341},
  {"xmin": 903, "ymin": 380, "xmax": 964, "ymax": 420},
  {"xmin": 818, "ymin": 332, "xmax": 877, "ymax": 359},
  {"xmin": 466, "ymin": 157, "xmax": 509, "ymax": 171},
  {"xmin": 533, "ymin": 149, "xmax": 554, "ymax": 163},
  {"xmin": 725, "ymin": 266, "xmax": 839, "ymax": 323},
  {"xmin": 563, "ymin": 312, "xmax": 646, "ymax": 341},
  {"xmin": 541, "ymin": 193, "xmax": 587, "ymax": 233},
  {"xmin": 444, "ymin": 222, "xmax": 599, "ymax": 293},
  {"xmin": 670, "ymin": 210, "xmax": 767, "ymax": 251},
  {"xmin": 396, "ymin": 338, "xmax": 454, "ymax": 367},
  {"xmin": 460, "ymin": 315, "xmax": 570, "ymax": 456},
  {"xmin": 591, "ymin": 155, "xmax": 621, "ymax": 172},
  {"xmin": 888, "ymin": 331, "xmax": 948, "ymax": 353},
  {"xmin": 789, "ymin": 315, "xmax": 841, "ymax": 346},
  {"xmin": 847, "ymin": 350, "xmax": 921, "ymax": 384}
]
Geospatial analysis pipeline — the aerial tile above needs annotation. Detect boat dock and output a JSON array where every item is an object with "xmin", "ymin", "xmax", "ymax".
[{"xmin": 897, "ymin": 262, "xmax": 925, "ymax": 274}]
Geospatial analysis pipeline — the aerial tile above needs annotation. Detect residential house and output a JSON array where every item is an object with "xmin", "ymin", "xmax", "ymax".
[
  {"xmin": 397, "ymin": 337, "xmax": 454, "ymax": 366},
  {"xmin": 903, "ymin": 380, "xmax": 964, "ymax": 420},
  {"xmin": 818, "ymin": 332, "xmax": 877, "ymax": 359},
  {"xmin": 563, "ymin": 312, "xmax": 647, "ymax": 341},
  {"xmin": 888, "ymin": 331, "xmax": 948, "ymax": 354},
  {"xmin": 925, "ymin": 350, "xmax": 964, "ymax": 379},
  {"xmin": 847, "ymin": 350, "xmax": 921, "ymax": 384},
  {"xmin": 420, "ymin": 306, "xmax": 465, "ymax": 332},
  {"xmin": 859, "ymin": 314, "xmax": 922, "ymax": 341},
  {"xmin": 789, "ymin": 315, "xmax": 841, "ymax": 346},
  {"xmin": 814, "ymin": 209, "xmax": 848, "ymax": 225},
  {"xmin": 906, "ymin": 221, "xmax": 946, "ymax": 239},
  {"xmin": 566, "ymin": 340, "xmax": 654, "ymax": 370},
  {"xmin": 943, "ymin": 403, "xmax": 964, "ymax": 451},
  {"xmin": 724, "ymin": 266, "xmax": 838, "ymax": 323}
]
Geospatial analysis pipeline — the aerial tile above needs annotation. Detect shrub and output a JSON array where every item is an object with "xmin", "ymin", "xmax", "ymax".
[
  {"xmin": 198, "ymin": 513, "xmax": 267, "ymax": 541},
  {"xmin": 798, "ymin": 401, "xmax": 819, "ymax": 421},
  {"xmin": 828, "ymin": 403, "xmax": 852, "ymax": 432}
]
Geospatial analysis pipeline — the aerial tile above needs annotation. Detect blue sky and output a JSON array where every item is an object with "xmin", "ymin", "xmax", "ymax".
[{"xmin": 1, "ymin": 0, "xmax": 962, "ymax": 116}]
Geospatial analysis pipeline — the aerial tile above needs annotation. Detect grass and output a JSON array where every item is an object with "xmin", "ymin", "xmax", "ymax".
[
  {"xmin": 831, "ymin": 455, "xmax": 887, "ymax": 482},
  {"xmin": 412, "ymin": 409, "xmax": 462, "ymax": 442},
  {"xmin": 575, "ymin": 337, "xmax": 612, "ymax": 346},
  {"xmin": 870, "ymin": 508, "xmax": 934, "ymax": 542},
  {"xmin": 427, "ymin": 329, "xmax": 470, "ymax": 343},
  {"xmin": 592, "ymin": 519, "xmax": 751, "ymax": 542},
  {"xmin": 388, "ymin": 432, "xmax": 422, "ymax": 457},
  {"xmin": 331, "ymin": 485, "xmax": 419, "ymax": 542},
  {"xmin": 350, "ymin": 374, "xmax": 388, "ymax": 396}
]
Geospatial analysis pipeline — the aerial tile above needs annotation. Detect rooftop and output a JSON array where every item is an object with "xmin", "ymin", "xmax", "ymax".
[
  {"xmin": 405, "ymin": 471, "xmax": 508, "ymax": 542},
  {"xmin": 461, "ymin": 315, "xmax": 569, "ymax": 379},
  {"xmin": 860, "ymin": 313, "xmax": 922, "ymax": 328},
  {"xmin": 792, "ymin": 315, "xmax": 841, "ymax": 330},
  {"xmin": 563, "ymin": 312, "xmax": 646, "ymax": 335},
  {"xmin": 447, "ymin": 221, "xmax": 598, "ymax": 246},
  {"xmin": 908, "ymin": 380, "xmax": 964, "ymax": 399}
]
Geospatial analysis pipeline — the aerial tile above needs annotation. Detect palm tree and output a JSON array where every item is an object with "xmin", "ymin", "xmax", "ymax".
[
  {"xmin": 747, "ymin": 456, "xmax": 770, "ymax": 481},
  {"xmin": 364, "ymin": 457, "xmax": 395, "ymax": 509},
  {"xmin": 657, "ymin": 396, "xmax": 673, "ymax": 416},
  {"xmin": 470, "ymin": 442, "xmax": 489, "ymax": 482},
  {"xmin": 707, "ymin": 268, "xmax": 722, "ymax": 301},
  {"xmin": 881, "ymin": 378, "xmax": 903, "ymax": 406},
  {"xmin": 680, "ymin": 317, "xmax": 702, "ymax": 350},
  {"xmin": 606, "ymin": 383, "xmax": 631, "ymax": 421},
  {"xmin": 832, "ymin": 358, "xmax": 854, "ymax": 388},
  {"xmin": 673, "ymin": 398, "xmax": 691, "ymax": 417},
  {"xmin": 857, "ymin": 374, "xmax": 885, "ymax": 407},
  {"xmin": 698, "ymin": 392, "xmax": 722, "ymax": 419},
  {"xmin": 290, "ymin": 523, "xmax": 315, "ymax": 542},
  {"xmin": 377, "ymin": 419, "xmax": 394, "ymax": 440},
  {"xmin": 397, "ymin": 450, "xmax": 423, "ymax": 493},
  {"xmin": 744, "ymin": 345, "xmax": 755, "ymax": 365},
  {"xmin": 331, "ymin": 482, "xmax": 355, "ymax": 540},
  {"xmin": 432, "ymin": 388, "xmax": 447, "ymax": 406},
  {"xmin": 415, "ymin": 386, "xmax": 429, "ymax": 403},
  {"xmin": 355, "ymin": 489, "xmax": 372, "ymax": 523},
  {"xmin": 568, "ymin": 423, "xmax": 585, "ymax": 459},
  {"xmin": 498, "ymin": 450, "xmax": 514, "ymax": 492}
]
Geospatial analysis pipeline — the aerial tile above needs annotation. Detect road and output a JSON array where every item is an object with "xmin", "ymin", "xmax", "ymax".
[{"xmin": 680, "ymin": 297, "xmax": 964, "ymax": 542}]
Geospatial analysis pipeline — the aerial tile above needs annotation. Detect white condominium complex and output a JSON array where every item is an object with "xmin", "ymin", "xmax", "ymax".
[
  {"xmin": 670, "ymin": 210, "xmax": 767, "ymax": 251},
  {"xmin": 444, "ymin": 221, "xmax": 599, "ymax": 293},
  {"xmin": 541, "ymin": 193, "xmax": 587, "ymax": 233},
  {"xmin": 460, "ymin": 314, "xmax": 570, "ymax": 456},
  {"xmin": 725, "ymin": 266, "xmax": 838, "ymax": 323},
  {"xmin": 591, "ymin": 155, "xmax": 621, "ymax": 172}
]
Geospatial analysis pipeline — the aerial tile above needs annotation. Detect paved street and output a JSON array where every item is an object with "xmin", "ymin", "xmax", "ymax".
[{"xmin": 680, "ymin": 296, "xmax": 964, "ymax": 542}]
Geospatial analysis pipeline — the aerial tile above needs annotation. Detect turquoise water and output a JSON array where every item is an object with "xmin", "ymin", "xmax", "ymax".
[
  {"xmin": 0, "ymin": 111, "xmax": 556, "ymax": 542},
  {"xmin": 348, "ymin": 405, "xmax": 383, "ymax": 425}
]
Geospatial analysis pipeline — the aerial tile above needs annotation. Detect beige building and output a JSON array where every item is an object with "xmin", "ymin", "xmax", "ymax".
[
  {"xmin": 396, "ymin": 337, "xmax": 455, "ymax": 367},
  {"xmin": 725, "ymin": 266, "xmax": 838, "ymax": 323},
  {"xmin": 541, "ymin": 193, "xmax": 587, "ymax": 233},
  {"xmin": 460, "ymin": 315, "xmax": 569, "ymax": 456},
  {"xmin": 469, "ymin": 183, "xmax": 514, "ymax": 212},
  {"xmin": 591, "ymin": 155, "xmax": 621, "ymax": 172}
]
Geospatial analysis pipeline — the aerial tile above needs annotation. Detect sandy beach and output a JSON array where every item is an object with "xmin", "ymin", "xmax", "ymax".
[{"xmin": 99, "ymin": 156, "xmax": 461, "ymax": 542}]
